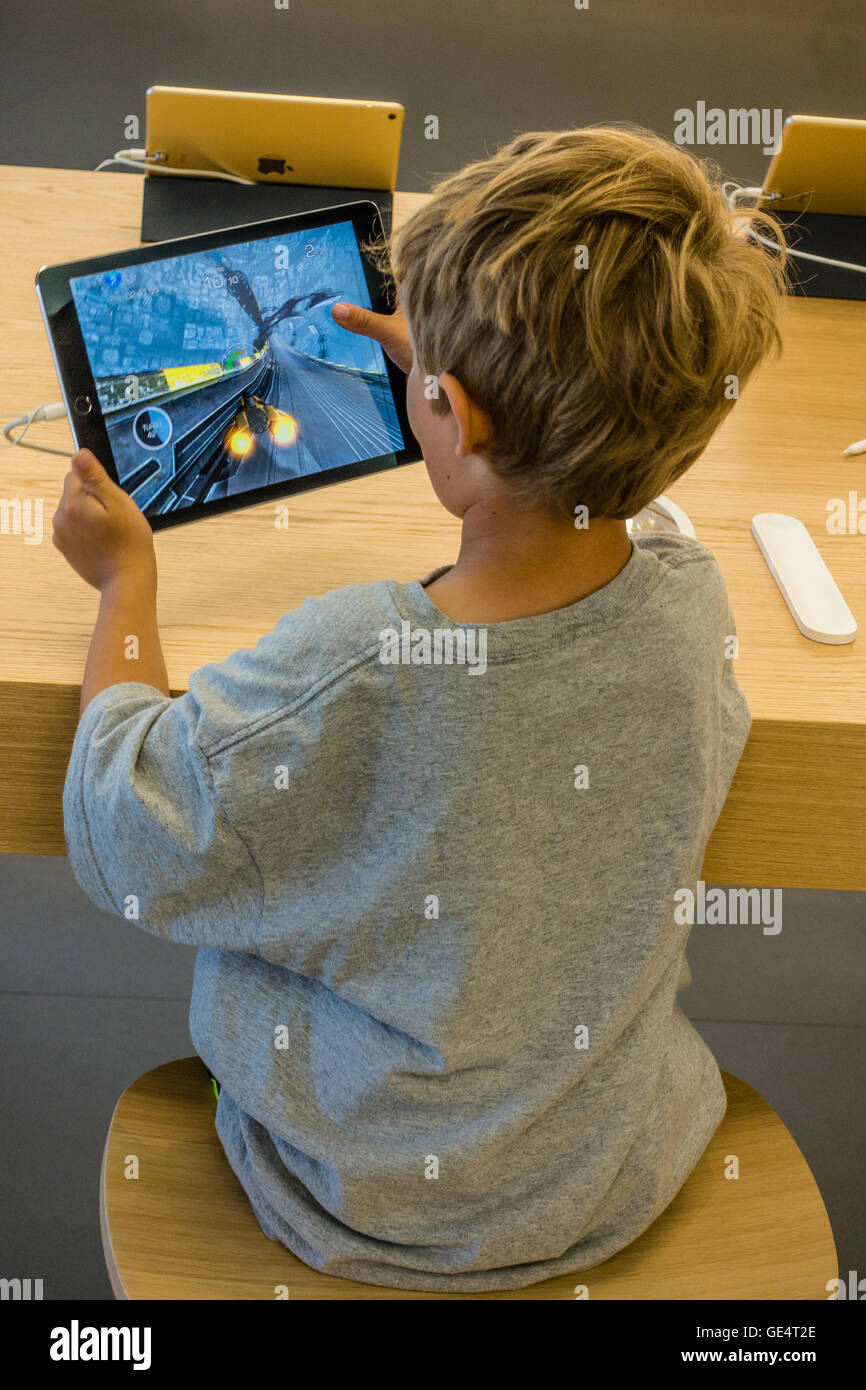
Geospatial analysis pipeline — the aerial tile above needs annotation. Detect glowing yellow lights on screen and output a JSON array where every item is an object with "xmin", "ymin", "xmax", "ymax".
[
  {"xmin": 271, "ymin": 415, "xmax": 299, "ymax": 446},
  {"xmin": 228, "ymin": 429, "xmax": 254, "ymax": 456}
]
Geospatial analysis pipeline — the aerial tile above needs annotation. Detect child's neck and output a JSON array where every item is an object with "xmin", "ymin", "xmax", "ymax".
[{"xmin": 423, "ymin": 503, "xmax": 633, "ymax": 623}]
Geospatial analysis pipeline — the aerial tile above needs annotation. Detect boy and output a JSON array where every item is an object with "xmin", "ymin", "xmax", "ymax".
[{"xmin": 54, "ymin": 126, "xmax": 785, "ymax": 1292}]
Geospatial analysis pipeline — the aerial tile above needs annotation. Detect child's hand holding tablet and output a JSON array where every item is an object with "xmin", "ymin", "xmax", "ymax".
[{"xmin": 52, "ymin": 448, "xmax": 156, "ymax": 591}]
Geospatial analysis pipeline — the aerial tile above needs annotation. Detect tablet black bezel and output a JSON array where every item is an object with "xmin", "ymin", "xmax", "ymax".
[{"xmin": 35, "ymin": 200, "xmax": 420, "ymax": 532}]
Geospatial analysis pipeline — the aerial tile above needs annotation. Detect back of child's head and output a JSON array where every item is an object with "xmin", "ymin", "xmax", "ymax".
[{"xmin": 387, "ymin": 125, "xmax": 787, "ymax": 519}]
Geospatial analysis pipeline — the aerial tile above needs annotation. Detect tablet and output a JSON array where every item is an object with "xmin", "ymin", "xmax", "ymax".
[
  {"xmin": 36, "ymin": 201, "xmax": 419, "ymax": 530},
  {"xmin": 760, "ymin": 114, "xmax": 866, "ymax": 216},
  {"xmin": 145, "ymin": 85, "xmax": 404, "ymax": 190}
]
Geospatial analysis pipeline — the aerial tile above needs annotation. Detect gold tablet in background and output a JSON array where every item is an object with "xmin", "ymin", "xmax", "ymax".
[
  {"xmin": 145, "ymin": 85, "xmax": 404, "ymax": 190},
  {"xmin": 760, "ymin": 114, "xmax": 866, "ymax": 216}
]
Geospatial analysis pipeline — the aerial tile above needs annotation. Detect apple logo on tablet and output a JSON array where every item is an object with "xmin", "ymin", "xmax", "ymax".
[{"xmin": 258, "ymin": 158, "xmax": 294, "ymax": 176}]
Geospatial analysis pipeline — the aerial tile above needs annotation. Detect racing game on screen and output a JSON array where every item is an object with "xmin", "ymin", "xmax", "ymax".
[{"xmin": 69, "ymin": 220, "xmax": 405, "ymax": 518}]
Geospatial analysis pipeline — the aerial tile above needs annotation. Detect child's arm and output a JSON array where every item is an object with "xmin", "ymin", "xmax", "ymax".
[
  {"xmin": 54, "ymin": 446, "xmax": 268, "ymax": 948},
  {"xmin": 52, "ymin": 449, "xmax": 169, "ymax": 714},
  {"xmin": 79, "ymin": 573, "xmax": 169, "ymax": 715}
]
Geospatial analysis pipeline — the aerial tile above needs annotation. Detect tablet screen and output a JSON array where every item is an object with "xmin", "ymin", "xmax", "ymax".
[{"xmin": 67, "ymin": 218, "xmax": 406, "ymax": 520}]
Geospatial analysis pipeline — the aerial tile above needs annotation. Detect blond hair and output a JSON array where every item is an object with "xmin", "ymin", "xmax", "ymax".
[{"xmin": 382, "ymin": 125, "xmax": 787, "ymax": 519}]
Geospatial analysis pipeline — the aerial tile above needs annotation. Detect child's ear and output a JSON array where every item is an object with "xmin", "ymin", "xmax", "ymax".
[{"xmin": 438, "ymin": 372, "xmax": 494, "ymax": 459}]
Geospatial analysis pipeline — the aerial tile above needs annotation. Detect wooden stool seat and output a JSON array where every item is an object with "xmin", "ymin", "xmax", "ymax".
[{"xmin": 100, "ymin": 1057, "xmax": 836, "ymax": 1300}]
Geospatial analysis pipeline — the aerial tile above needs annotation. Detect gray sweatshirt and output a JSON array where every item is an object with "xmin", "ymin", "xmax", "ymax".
[{"xmin": 64, "ymin": 531, "xmax": 749, "ymax": 1292}]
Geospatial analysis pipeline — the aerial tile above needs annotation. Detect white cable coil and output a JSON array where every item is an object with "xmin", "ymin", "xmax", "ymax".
[{"xmin": 94, "ymin": 148, "xmax": 255, "ymax": 185}]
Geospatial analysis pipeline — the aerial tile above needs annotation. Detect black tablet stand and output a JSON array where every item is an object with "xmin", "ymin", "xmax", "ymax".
[
  {"xmin": 775, "ymin": 211, "xmax": 866, "ymax": 302},
  {"xmin": 140, "ymin": 175, "xmax": 393, "ymax": 243}
]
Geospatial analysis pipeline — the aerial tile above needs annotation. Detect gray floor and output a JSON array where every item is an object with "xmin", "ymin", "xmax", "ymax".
[{"xmin": 0, "ymin": 853, "xmax": 861, "ymax": 1299}]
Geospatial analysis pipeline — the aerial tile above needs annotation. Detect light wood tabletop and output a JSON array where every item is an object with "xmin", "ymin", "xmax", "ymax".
[{"xmin": 1, "ymin": 165, "xmax": 864, "ymax": 884}]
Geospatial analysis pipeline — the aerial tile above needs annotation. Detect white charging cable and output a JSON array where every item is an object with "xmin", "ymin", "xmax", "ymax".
[
  {"xmin": 2, "ymin": 403, "xmax": 70, "ymax": 456},
  {"xmin": 94, "ymin": 148, "xmax": 256, "ymax": 186},
  {"xmin": 724, "ymin": 182, "xmax": 866, "ymax": 275}
]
